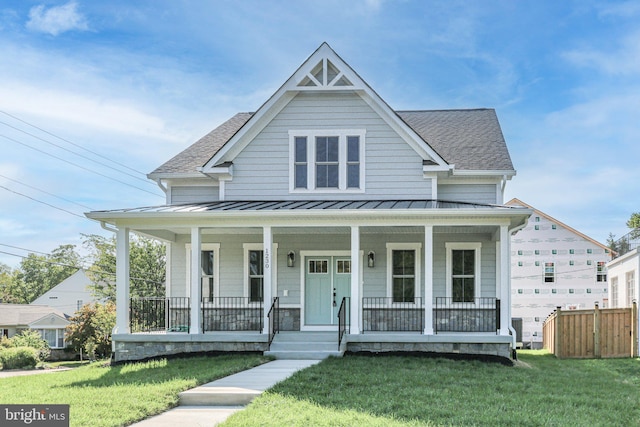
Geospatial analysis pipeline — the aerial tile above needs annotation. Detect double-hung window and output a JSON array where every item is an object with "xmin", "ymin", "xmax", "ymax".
[
  {"xmin": 446, "ymin": 243, "xmax": 481, "ymax": 303},
  {"xmin": 387, "ymin": 243, "xmax": 421, "ymax": 303},
  {"xmin": 248, "ymin": 249, "xmax": 264, "ymax": 303},
  {"xmin": 290, "ymin": 130, "xmax": 365, "ymax": 192},
  {"xmin": 186, "ymin": 243, "xmax": 220, "ymax": 302},
  {"xmin": 544, "ymin": 262, "xmax": 555, "ymax": 283}
]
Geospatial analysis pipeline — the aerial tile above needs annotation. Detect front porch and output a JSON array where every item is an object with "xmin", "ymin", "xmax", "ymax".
[{"xmin": 114, "ymin": 295, "xmax": 511, "ymax": 361}]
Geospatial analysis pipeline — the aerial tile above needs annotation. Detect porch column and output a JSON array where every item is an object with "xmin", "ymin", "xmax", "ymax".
[
  {"xmin": 115, "ymin": 227, "xmax": 130, "ymax": 334},
  {"xmin": 262, "ymin": 226, "xmax": 273, "ymax": 334},
  {"xmin": 498, "ymin": 224, "xmax": 510, "ymax": 335},
  {"xmin": 350, "ymin": 226, "xmax": 361, "ymax": 334},
  {"xmin": 190, "ymin": 227, "xmax": 202, "ymax": 334},
  {"xmin": 424, "ymin": 225, "xmax": 434, "ymax": 334}
]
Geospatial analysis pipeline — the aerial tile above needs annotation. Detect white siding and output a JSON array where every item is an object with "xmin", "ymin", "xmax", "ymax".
[
  {"xmin": 225, "ymin": 92, "xmax": 432, "ymax": 200},
  {"xmin": 170, "ymin": 186, "xmax": 219, "ymax": 204},
  {"xmin": 438, "ymin": 184, "xmax": 498, "ymax": 204}
]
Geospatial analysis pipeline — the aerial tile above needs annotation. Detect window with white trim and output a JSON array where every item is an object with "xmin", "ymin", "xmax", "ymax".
[
  {"xmin": 248, "ymin": 249, "xmax": 264, "ymax": 303},
  {"xmin": 186, "ymin": 243, "xmax": 220, "ymax": 301},
  {"xmin": 290, "ymin": 130, "xmax": 365, "ymax": 192},
  {"xmin": 446, "ymin": 243, "xmax": 481, "ymax": 303},
  {"xmin": 36, "ymin": 328, "xmax": 65, "ymax": 349},
  {"xmin": 387, "ymin": 243, "xmax": 421, "ymax": 303},
  {"xmin": 626, "ymin": 272, "xmax": 635, "ymax": 307}
]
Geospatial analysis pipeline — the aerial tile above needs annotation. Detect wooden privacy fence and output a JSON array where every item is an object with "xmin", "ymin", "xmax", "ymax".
[{"xmin": 543, "ymin": 302, "xmax": 638, "ymax": 359}]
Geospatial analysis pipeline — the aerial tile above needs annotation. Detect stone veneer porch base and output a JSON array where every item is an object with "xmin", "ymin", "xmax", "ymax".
[{"xmin": 112, "ymin": 331, "xmax": 513, "ymax": 362}]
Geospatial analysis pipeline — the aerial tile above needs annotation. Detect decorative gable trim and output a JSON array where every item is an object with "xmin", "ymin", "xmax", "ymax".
[{"xmin": 199, "ymin": 43, "xmax": 449, "ymax": 175}]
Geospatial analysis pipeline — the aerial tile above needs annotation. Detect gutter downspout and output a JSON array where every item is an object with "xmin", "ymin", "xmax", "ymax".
[
  {"xmin": 100, "ymin": 221, "xmax": 118, "ymax": 233},
  {"xmin": 508, "ymin": 220, "xmax": 529, "ymax": 355}
]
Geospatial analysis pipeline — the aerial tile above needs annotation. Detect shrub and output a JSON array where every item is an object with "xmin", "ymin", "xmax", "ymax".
[
  {"xmin": 0, "ymin": 346, "xmax": 39, "ymax": 370},
  {"xmin": 10, "ymin": 330, "xmax": 50, "ymax": 361}
]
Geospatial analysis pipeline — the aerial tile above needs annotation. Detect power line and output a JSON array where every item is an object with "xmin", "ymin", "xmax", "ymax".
[
  {"xmin": 0, "ymin": 173, "xmax": 93, "ymax": 210},
  {"xmin": 0, "ymin": 110, "xmax": 148, "ymax": 177},
  {"xmin": 0, "ymin": 184, "xmax": 87, "ymax": 219},
  {"xmin": 0, "ymin": 118, "xmax": 154, "ymax": 185},
  {"xmin": 0, "ymin": 249, "xmax": 165, "ymax": 287},
  {"xmin": 0, "ymin": 132, "xmax": 163, "ymax": 197}
]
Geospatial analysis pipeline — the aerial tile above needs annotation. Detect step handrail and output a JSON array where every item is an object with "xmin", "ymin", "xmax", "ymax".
[
  {"xmin": 267, "ymin": 297, "xmax": 280, "ymax": 349},
  {"xmin": 338, "ymin": 297, "xmax": 350, "ymax": 350}
]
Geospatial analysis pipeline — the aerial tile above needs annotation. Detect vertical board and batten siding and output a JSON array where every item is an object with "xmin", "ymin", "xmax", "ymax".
[
  {"xmin": 225, "ymin": 92, "xmax": 431, "ymax": 201},
  {"xmin": 438, "ymin": 184, "xmax": 498, "ymax": 205},
  {"xmin": 170, "ymin": 186, "xmax": 219, "ymax": 204},
  {"xmin": 543, "ymin": 303, "xmax": 638, "ymax": 358}
]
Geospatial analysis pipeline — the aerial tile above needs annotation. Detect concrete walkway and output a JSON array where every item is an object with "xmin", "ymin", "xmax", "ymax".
[{"xmin": 130, "ymin": 359, "xmax": 321, "ymax": 427}]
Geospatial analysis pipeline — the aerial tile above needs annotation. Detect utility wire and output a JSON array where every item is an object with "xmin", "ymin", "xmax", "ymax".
[
  {"xmin": 0, "ymin": 249, "xmax": 165, "ymax": 286},
  {"xmin": 0, "ymin": 119, "xmax": 153, "ymax": 185},
  {"xmin": 0, "ymin": 184, "xmax": 87, "ymax": 219},
  {"xmin": 0, "ymin": 132, "xmax": 163, "ymax": 197},
  {"xmin": 0, "ymin": 110, "xmax": 148, "ymax": 177},
  {"xmin": 0, "ymin": 173, "xmax": 93, "ymax": 210}
]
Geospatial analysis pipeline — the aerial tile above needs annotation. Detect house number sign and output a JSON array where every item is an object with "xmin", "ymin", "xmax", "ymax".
[{"xmin": 264, "ymin": 247, "xmax": 270, "ymax": 269}]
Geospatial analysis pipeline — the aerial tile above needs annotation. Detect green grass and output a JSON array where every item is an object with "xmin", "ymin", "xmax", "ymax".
[
  {"xmin": 224, "ymin": 351, "xmax": 640, "ymax": 427},
  {"xmin": 0, "ymin": 354, "xmax": 269, "ymax": 427}
]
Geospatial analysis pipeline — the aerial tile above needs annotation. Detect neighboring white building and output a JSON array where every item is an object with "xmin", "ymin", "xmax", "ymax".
[
  {"xmin": 0, "ymin": 303, "xmax": 69, "ymax": 349},
  {"xmin": 607, "ymin": 243, "xmax": 639, "ymax": 309},
  {"xmin": 31, "ymin": 270, "xmax": 98, "ymax": 316},
  {"xmin": 507, "ymin": 199, "xmax": 612, "ymax": 349}
]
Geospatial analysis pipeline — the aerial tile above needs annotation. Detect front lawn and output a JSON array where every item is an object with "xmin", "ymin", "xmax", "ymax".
[
  {"xmin": 224, "ymin": 351, "xmax": 640, "ymax": 426},
  {"xmin": 0, "ymin": 354, "xmax": 269, "ymax": 427}
]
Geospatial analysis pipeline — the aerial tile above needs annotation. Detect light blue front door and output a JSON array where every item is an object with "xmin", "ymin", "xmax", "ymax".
[{"xmin": 305, "ymin": 256, "xmax": 351, "ymax": 326}]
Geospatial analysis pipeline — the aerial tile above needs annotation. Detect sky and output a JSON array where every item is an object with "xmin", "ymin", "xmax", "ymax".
[{"xmin": 0, "ymin": 0, "xmax": 639, "ymax": 268}]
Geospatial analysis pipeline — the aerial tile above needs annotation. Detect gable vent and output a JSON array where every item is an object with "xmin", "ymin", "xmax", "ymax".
[{"xmin": 297, "ymin": 58, "xmax": 353, "ymax": 88}]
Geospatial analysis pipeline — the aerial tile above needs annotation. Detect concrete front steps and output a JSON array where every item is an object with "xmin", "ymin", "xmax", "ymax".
[{"xmin": 264, "ymin": 331, "xmax": 344, "ymax": 360}]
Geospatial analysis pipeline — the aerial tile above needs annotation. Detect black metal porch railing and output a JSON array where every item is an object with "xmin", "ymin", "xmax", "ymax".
[
  {"xmin": 362, "ymin": 297, "xmax": 424, "ymax": 333},
  {"xmin": 129, "ymin": 297, "xmax": 190, "ymax": 333},
  {"xmin": 201, "ymin": 297, "xmax": 263, "ymax": 332},
  {"xmin": 338, "ymin": 297, "xmax": 350, "ymax": 349},
  {"xmin": 267, "ymin": 297, "xmax": 279, "ymax": 349},
  {"xmin": 434, "ymin": 297, "xmax": 499, "ymax": 333}
]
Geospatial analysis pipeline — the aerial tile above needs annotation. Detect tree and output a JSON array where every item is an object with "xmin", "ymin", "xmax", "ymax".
[
  {"xmin": 8, "ymin": 245, "xmax": 81, "ymax": 303},
  {"xmin": 65, "ymin": 301, "xmax": 116, "ymax": 358},
  {"xmin": 82, "ymin": 234, "xmax": 166, "ymax": 300},
  {"xmin": 627, "ymin": 212, "xmax": 640, "ymax": 239},
  {"xmin": 0, "ymin": 263, "xmax": 18, "ymax": 303}
]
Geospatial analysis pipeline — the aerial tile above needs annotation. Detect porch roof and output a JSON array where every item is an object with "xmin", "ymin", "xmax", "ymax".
[{"xmin": 89, "ymin": 199, "xmax": 526, "ymax": 215}]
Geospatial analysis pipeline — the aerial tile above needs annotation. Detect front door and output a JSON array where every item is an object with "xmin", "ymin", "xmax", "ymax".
[{"xmin": 304, "ymin": 256, "xmax": 351, "ymax": 326}]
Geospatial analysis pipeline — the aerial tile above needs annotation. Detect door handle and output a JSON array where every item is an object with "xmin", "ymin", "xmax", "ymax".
[{"xmin": 333, "ymin": 288, "xmax": 337, "ymax": 307}]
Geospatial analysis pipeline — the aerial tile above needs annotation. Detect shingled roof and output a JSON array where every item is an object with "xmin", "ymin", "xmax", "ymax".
[{"xmin": 150, "ymin": 108, "xmax": 513, "ymax": 176}]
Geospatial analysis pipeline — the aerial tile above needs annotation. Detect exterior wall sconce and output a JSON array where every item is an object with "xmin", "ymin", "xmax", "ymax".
[
  {"xmin": 287, "ymin": 251, "xmax": 295, "ymax": 267},
  {"xmin": 368, "ymin": 251, "xmax": 375, "ymax": 268}
]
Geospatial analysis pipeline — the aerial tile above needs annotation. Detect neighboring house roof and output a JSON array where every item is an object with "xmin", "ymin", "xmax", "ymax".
[
  {"xmin": 0, "ymin": 304, "xmax": 68, "ymax": 327},
  {"xmin": 506, "ymin": 198, "xmax": 612, "ymax": 253},
  {"xmin": 150, "ymin": 109, "xmax": 512, "ymax": 177}
]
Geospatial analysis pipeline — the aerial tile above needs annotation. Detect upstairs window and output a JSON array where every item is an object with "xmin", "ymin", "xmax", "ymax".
[
  {"xmin": 290, "ymin": 130, "xmax": 365, "ymax": 192},
  {"xmin": 597, "ymin": 262, "xmax": 607, "ymax": 282},
  {"xmin": 544, "ymin": 262, "xmax": 555, "ymax": 283}
]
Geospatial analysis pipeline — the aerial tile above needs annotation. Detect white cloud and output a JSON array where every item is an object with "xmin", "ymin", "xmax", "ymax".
[
  {"xmin": 26, "ymin": 1, "xmax": 88, "ymax": 36},
  {"xmin": 563, "ymin": 30, "xmax": 640, "ymax": 76}
]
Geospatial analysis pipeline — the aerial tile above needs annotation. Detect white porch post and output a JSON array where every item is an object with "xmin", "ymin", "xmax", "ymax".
[
  {"xmin": 190, "ymin": 227, "xmax": 202, "ymax": 334},
  {"xmin": 350, "ymin": 226, "xmax": 361, "ymax": 334},
  {"xmin": 115, "ymin": 227, "xmax": 130, "ymax": 334},
  {"xmin": 262, "ymin": 226, "xmax": 273, "ymax": 334},
  {"xmin": 424, "ymin": 225, "xmax": 434, "ymax": 334},
  {"xmin": 498, "ymin": 224, "xmax": 510, "ymax": 335}
]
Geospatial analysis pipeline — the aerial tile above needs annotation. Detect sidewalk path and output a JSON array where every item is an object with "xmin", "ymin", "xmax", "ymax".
[
  {"xmin": 0, "ymin": 367, "xmax": 71, "ymax": 378},
  {"xmin": 130, "ymin": 359, "xmax": 321, "ymax": 427}
]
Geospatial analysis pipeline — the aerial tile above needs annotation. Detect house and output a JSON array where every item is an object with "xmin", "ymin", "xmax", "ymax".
[
  {"xmin": 31, "ymin": 269, "xmax": 98, "ymax": 317},
  {"xmin": 507, "ymin": 199, "xmax": 612, "ymax": 349},
  {"xmin": 0, "ymin": 303, "xmax": 69, "ymax": 350},
  {"xmin": 607, "ymin": 230, "xmax": 639, "ymax": 309},
  {"xmin": 87, "ymin": 43, "xmax": 531, "ymax": 362}
]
